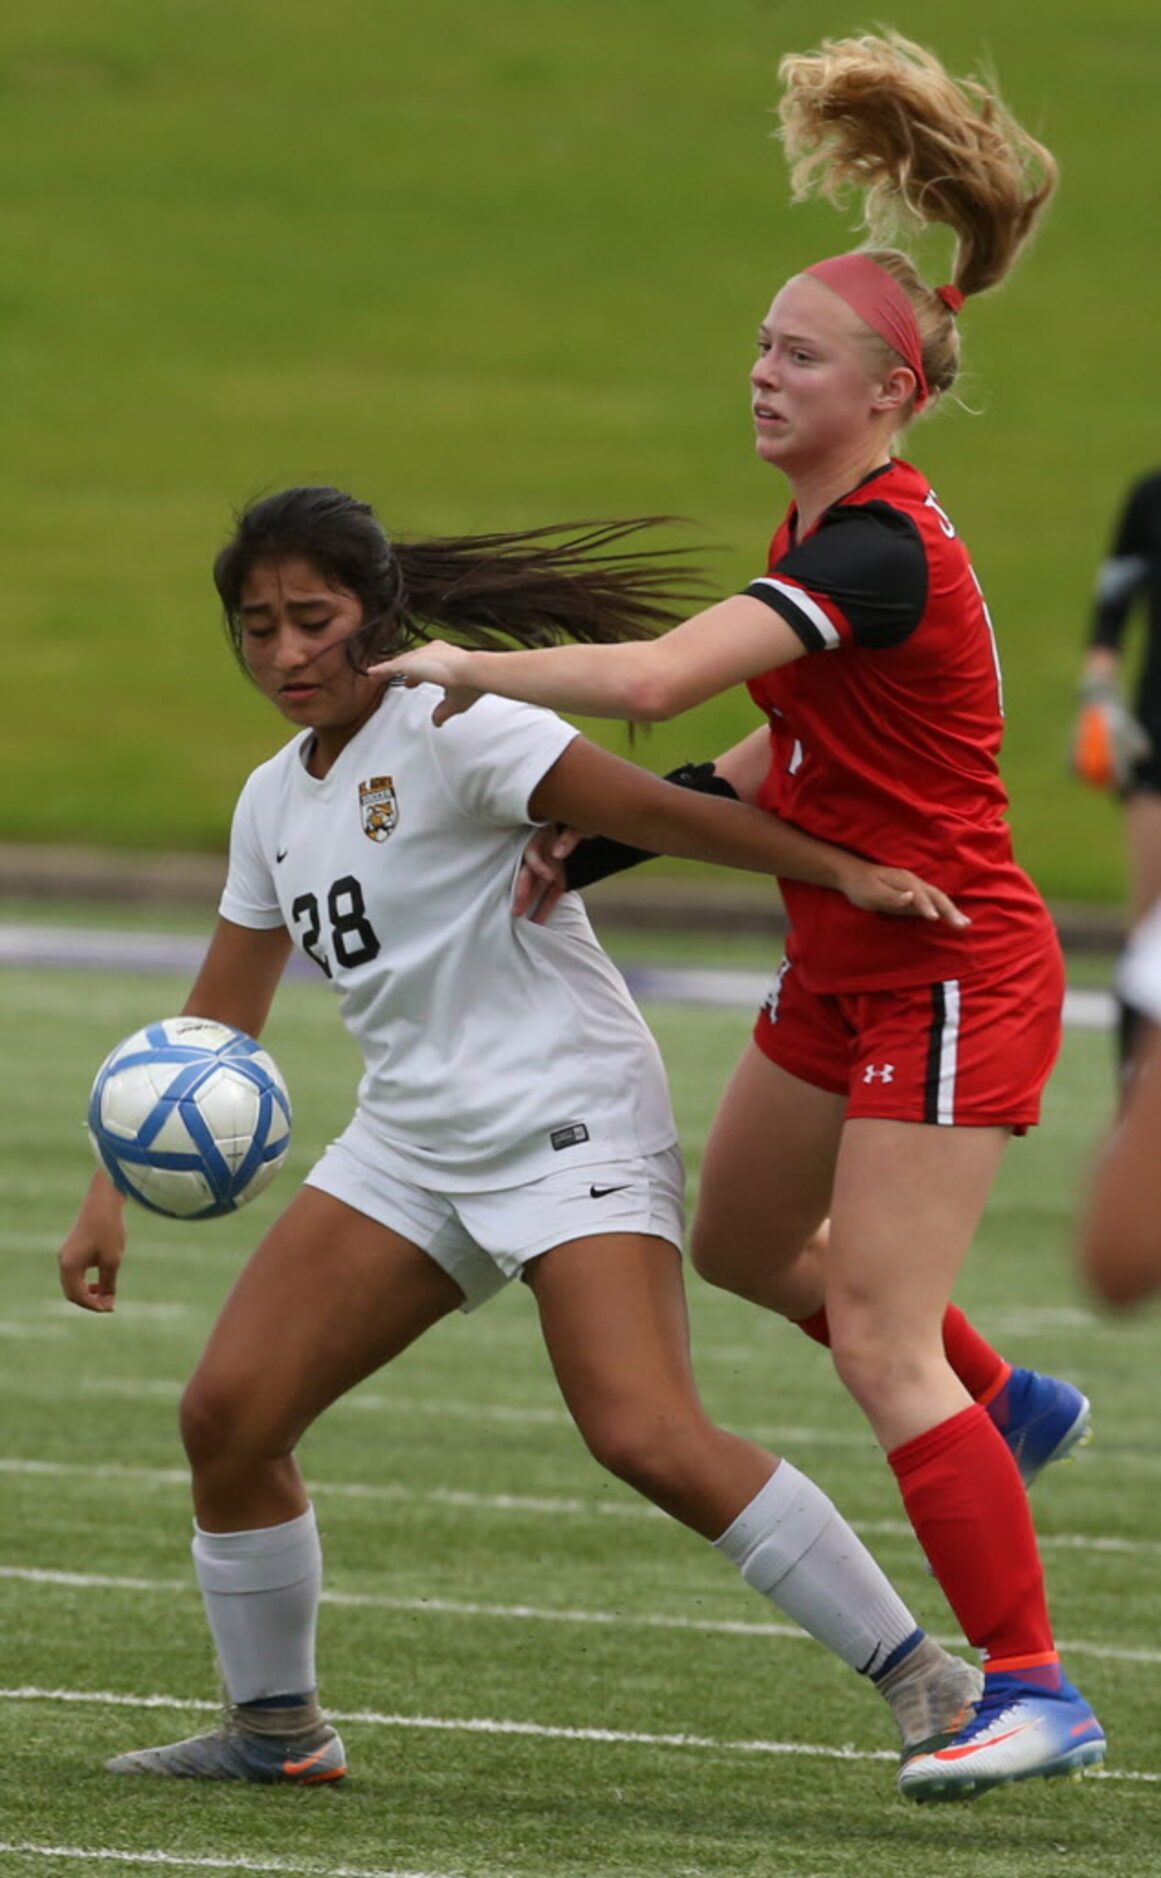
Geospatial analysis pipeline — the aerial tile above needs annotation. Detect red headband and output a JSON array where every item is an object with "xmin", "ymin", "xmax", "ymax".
[{"xmin": 804, "ymin": 254, "xmax": 963, "ymax": 411}]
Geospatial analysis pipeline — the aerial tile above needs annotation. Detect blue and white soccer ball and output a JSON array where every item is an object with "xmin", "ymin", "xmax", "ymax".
[{"xmin": 87, "ymin": 1016, "xmax": 292, "ymax": 1220}]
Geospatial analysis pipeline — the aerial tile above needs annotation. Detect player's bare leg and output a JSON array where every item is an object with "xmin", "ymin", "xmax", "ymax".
[
  {"xmin": 1125, "ymin": 792, "xmax": 1161, "ymax": 928},
  {"xmin": 182, "ymin": 1186, "xmax": 462, "ymax": 1530},
  {"xmin": 107, "ymin": 1188, "xmax": 463, "ymax": 1783},
  {"xmin": 527, "ymin": 1231, "xmax": 981, "ymax": 1752},
  {"xmin": 693, "ymin": 1047, "xmax": 1091, "ymax": 1488},
  {"xmin": 690, "ymin": 1043, "xmax": 842, "ymax": 1317},
  {"xmin": 823, "ymin": 1121, "xmax": 1004, "ymax": 1448}
]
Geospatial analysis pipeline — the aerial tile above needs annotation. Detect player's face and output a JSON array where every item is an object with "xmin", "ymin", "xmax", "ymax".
[
  {"xmin": 750, "ymin": 275, "xmax": 887, "ymax": 473},
  {"xmin": 238, "ymin": 557, "xmax": 383, "ymax": 750}
]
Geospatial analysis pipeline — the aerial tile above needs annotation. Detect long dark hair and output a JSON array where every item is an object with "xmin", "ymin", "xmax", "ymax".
[{"xmin": 213, "ymin": 486, "xmax": 706, "ymax": 673}]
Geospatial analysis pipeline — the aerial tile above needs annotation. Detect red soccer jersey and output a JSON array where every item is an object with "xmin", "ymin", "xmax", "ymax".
[{"xmin": 744, "ymin": 458, "xmax": 1054, "ymax": 991}]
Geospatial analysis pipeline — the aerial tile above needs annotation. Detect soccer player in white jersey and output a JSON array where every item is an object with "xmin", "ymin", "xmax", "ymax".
[
  {"xmin": 58, "ymin": 485, "xmax": 978, "ymax": 1789},
  {"xmin": 1082, "ymin": 899, "xmax": 1161, "ymax": 1307}
]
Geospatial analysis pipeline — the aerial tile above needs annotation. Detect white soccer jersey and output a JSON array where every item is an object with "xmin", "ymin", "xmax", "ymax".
[
  {"xmin": 1120, "ymin": 898, "xmax": 1161, "ymax": 1023},
  {"xmin": 219, "ymin": 684, "xmax": 678, "ymax": 1188}
]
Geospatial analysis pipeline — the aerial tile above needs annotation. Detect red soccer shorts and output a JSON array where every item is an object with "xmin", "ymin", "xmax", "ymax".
[{"xmin": 753, "ymin": 940, "xmax": 1066, "ymax": 1132}]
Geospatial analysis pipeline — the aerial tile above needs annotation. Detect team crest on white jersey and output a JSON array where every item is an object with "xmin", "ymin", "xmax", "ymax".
[{"xmin": 359, "ymin": 776, "xmax": 399, "ymax": 842}]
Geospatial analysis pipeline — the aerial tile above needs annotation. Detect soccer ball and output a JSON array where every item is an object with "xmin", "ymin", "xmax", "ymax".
[{"xmin": 87, "ymin": 1016, "xmax": 292, "ymax": 1220}]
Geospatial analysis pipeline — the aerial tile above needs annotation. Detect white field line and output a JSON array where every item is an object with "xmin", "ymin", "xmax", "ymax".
[
  {"xmin": 16, "ymin": 1376, "xmax": 1157, "ymax": 1467},
  {"xmin": 33, "ymin": 1376, "xmax": 883, "ymax": 1448},
  {"xmin": 0, "ymin": 1230, "xmax": 248, "ymax": 1267},
  {"xmin": 2, "ymin": 1563, "xmax": 1159, "ymax": 1668},
  {"xmin": 49, "ymin": 1378, "xmax": 576, "ymax": 1427},
  {"xmin": 1, "ymin": 1685, "xmax": 1156, "ymax": 1785},
  {"xmin": 0, "ymin": 1456, "xmax": 645, "ymax": 1516},
  {"xmin": 2, "ymin": 1454, "xmax": 1158, "ymax": 1553},
  {"xmin": 0, "ymin": 1845, "xmax": 456, "ymax": 1878},
  {"xmin": 0, "ymin": 1683, "xmax": 887, "ymax": 1761},
  {"xmin": 45, "ymin": 1301, "xmax": 193, "ymax": 1323},
  {"xmin": 0, "ymin": 1230, "xmax": 67, "ymax": 1247}
]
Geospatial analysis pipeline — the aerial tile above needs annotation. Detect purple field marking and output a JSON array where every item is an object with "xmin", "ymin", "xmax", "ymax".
[{"xmin": 0, "ymin": 922, "xmax": 1114, "ymax": 1029}]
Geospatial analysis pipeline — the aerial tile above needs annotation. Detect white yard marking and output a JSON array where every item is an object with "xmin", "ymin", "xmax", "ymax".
[
  {"xmin": 0, "ymin": 1686, "xmax": 1155, "ymax": 1783},
  {"xmin": 5, "ymin": 1374, "xmax": 887, "ymax": 1442},
  {"xmin": 979, "ymin": 1306, "xmax": 1100, "ymax": 1334},
  {"xmin": 0, "ymin": 1843, "xmax": 457, "ymax": 1878},
  {"xmin": 44, "ymin": 1300, "xmax": 194, "ymax": 1323},
  {"xmin": 2, "ymin": 1452, "xmax": 1157, "ymax": 1544},
  {"xmin": 2, "ymin": 1564, "xmax": 1158, "ymax": 1665},
  {"xmin": 0, "ymin": 1455, "xmax": 651, "ymax": 1515}
]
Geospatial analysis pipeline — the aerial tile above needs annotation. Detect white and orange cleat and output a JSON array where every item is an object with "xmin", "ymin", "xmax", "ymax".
[{"xmin": 898, "ymin": 1668, "xmax": 1105, "ymax": 1804}]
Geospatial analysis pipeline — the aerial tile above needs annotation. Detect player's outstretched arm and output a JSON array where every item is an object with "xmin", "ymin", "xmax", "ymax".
[
  {"xmin": 57, "ymin": 920, "xmax": 293, "ymax": 1314},
  {"xmin": 370, "ymin": 596, "xmax": 807, "ymax": 724},
  {"xmin": 530, "ymin": 737, "xmax": 967, "ymax": 924},
  {"xmin": 514, "ymin": 727, "xmax": 776, "ymax": 924}
]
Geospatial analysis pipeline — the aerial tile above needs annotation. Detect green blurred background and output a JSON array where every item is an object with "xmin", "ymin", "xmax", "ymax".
[{"xmin": 2, "ymin": 0, "xmax": 1158, "ymax": 898}]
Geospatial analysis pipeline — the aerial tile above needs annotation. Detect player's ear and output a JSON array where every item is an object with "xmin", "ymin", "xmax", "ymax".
[{"xmin": 871, "ymin": 366, "xmax": 918, "ymax": 415}]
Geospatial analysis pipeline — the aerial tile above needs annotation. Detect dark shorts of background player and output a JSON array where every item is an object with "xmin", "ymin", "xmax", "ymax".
[
  {"xmin": 1124, "ymin": 747, "xmax": 1161, "ymax": 799},
  {"xmin": 753, "ymin": 939, "xmax": 1066, "ymax": 1134}
]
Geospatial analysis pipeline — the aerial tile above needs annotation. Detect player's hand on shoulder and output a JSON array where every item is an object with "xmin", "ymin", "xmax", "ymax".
[
  {"xmin": 1072, "ymin": 674, "xmax": 1151, "ymax": 792},
  {"xmin": 365, "ymin": 641, "xmax": 483, "ymax": 725},
  {"xmin": 58, "ymin": 1171, "xmax": 126, "ymax": 1314},
  {"xmin": 839, "ymin": 862, "xmax": 969, "ymax": 927}
]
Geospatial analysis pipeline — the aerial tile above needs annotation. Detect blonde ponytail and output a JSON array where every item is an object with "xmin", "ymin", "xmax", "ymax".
[{"xmin": 777, "ymin": 32, "xmax": 1057, "ymax": 405}]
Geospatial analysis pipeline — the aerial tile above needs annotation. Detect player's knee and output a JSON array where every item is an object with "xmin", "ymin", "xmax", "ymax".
[
  {"xmin": 691, "ymin": 1183, "xmax": 821, "ymax": 1293},
  {"xmin": 826, "ymin": 1311, "xmax": 931, "ymax": 1420},
  {"xmin": 179, "ymin": 1371, "xmax": 264, "ymax": 1470},
  {"xmin": 690, "ymin": 1222, "xmax": 806, "ymax": 1314},
  {"xmin": 690, "ymin": 1222, "xmax": 753, "ymax": 1296},
  {"xmin": 580, "ymin": 1408, "xmax": 695, "ymax": 1497},
  {"xmin": 689, "ymin": 1224, "xmax": 725, "ymax": 1286}
]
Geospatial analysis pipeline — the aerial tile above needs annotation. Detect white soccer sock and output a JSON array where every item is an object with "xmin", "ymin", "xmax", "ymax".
[
  {"xmin": 713, "ymin": 1461, "xmax": 919, "ymax": 1676},
  {"xmin": 192, "ymin": 1504, "xmax": 322, "ymax": 1705}
]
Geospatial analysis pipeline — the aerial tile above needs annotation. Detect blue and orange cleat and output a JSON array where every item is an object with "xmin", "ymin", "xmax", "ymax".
[
  {"xmin": 106, "ymin": 1717, "xmax": 347, "ymax": 1783},
  {"xmin": 897, "ymin": 1667, "xmax": 1105, "ymax": 1804},
  {"xmin": 985, "ymin": 1367, "xmax": 1092, "ymax": 1488}
]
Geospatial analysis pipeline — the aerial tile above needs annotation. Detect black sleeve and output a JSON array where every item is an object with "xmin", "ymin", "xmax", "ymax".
[
  {"xmin": 744, "ymin": 502, "xmax": 928, "ymax": 651},
  {"xmin": 1089, "ymin": 475, "xmax": 1159, "ymax": 652},
  {"xmin": 562, "ymin": 761, "xmax": 740, "ymax": 891}
]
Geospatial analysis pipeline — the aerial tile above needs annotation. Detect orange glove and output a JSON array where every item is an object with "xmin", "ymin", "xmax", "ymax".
[{"xmin": 1072, "ymin": 677, "xmax": 1151, "ymax": 791}]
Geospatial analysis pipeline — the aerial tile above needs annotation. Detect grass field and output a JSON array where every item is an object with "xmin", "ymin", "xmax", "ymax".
[
  {"xmin": 2, "ymin": 937, "xmax": 1159, "ymax": 1877},
  {"xmin": 1, "ymin": 0, "xmax": 1159, "ymax": 896}
]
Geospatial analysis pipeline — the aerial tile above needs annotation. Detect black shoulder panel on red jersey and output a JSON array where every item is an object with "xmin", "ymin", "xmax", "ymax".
[{"xmin": 791, "ymin": 503, "xmax": 927, "ymax": 649}]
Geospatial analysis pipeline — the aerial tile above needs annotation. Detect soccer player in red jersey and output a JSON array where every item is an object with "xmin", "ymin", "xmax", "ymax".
[{"xmin": 373, "ymin": 33, "xmax": 1106, "ymax": 1801}]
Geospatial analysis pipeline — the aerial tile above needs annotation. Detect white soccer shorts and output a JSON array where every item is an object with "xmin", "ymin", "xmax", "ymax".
[{"xmin": 305, "ymin": 1115, "xmax": 685, "ymax": 1310}]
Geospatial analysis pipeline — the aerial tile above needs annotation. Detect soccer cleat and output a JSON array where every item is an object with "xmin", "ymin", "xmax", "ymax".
[
  {"xmin": 897, "ymin": 1671, "xmax": 1105, "ymax": 1804},
  {"xmin": 986, "ymin": 1368, "xmax": 1092, "ymax": 1488},
  {"xmin": 876, "ymin": 1634, "xmax": 985, "ymax": 1754},
  {"xmin": 106, "ymin": 1717, "xmax": 347, "ymax": 1784}
]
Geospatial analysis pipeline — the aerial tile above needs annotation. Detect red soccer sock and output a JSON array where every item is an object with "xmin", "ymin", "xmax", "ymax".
[
  {"xmin": 942, "ymin": 1304, "xmax": 1010, "ymax": 1404},
  {"xmin": 794, "ymin": 1308, "xmax": 831, "ymax": 1347},
  {"xmin": 889, "ymin": 1403, "xmax": 1058, "ymax": 1675},
  {"xmin": 792, "ymin": 1303, "xmax": 1010, "ymax": 1404}
]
